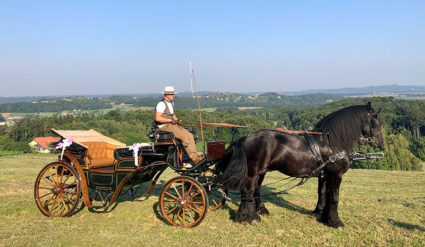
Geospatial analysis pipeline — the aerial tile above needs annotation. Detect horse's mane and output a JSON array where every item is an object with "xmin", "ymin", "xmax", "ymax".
[{"xmin": 313, "ymin": 105, "xmax": 370, "ymax": 152}]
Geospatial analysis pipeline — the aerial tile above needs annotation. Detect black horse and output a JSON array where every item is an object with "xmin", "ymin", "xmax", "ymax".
[{"xmin": 216, "ymin": 102, "xmax": 383, "ymax": 228}]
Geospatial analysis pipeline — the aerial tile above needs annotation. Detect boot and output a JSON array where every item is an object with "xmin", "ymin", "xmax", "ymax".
[{"xmin": 193, "ymin": 155, "xmax": 205, "ymax": 164}]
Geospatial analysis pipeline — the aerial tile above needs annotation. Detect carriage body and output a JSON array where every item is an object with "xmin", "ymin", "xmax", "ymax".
[{"xmin": 34, "ymin": 128, "xmax": 226, "ymax": 227}]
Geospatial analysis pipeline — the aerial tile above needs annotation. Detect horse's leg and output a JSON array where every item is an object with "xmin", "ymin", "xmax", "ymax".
[
  {"xmin": 254, "ymin": 173, "xmax": 269, "ymax": 216},
  {"xmin": 235, "ymin": 175, "xmax": 261, "ymax": 224},
  {"xmin": 321, "ymin": 172, "xmax": 344, "ymax": 228},
  {"xmin": 313, "ymin": 173, "xmax": 326, "ymax": 214}
]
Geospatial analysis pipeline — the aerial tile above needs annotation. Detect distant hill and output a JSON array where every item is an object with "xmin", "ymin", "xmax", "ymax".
[
  {"xmin": 0, "ymin": 93, "xmax": 342, "ymax": 113},
  {"xmin": 110, "ymin": 93, "xmax": 342, "ymax": 109},
  {"xmin": 1, "ymin": 84, "xmax": 424, "ymax": 110},
  {"xmin": 291, "ymin": 84, "xmax": 425, "ymax": 95}
]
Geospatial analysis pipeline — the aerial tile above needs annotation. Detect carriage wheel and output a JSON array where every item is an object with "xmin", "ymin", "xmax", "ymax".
[
  {"xmin": 206, "ymin": 184, "xmax": 226, "ymax": 211},
  {"xmin": 159, "ymin": 176, "xmax": 208, "ymax": 227},
  {"xmin": 201, "ymin": 170, "xmax": 225, "ymax": 211},
  {"xmin": 34, "ymin": 162, "xmax": 81, "ymax": 217}
]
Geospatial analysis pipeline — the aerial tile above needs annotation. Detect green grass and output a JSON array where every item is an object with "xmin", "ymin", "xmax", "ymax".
[
  {"xmin": 0, "ymin": 154, "xmax": 424, "ymax": 246},
  {"xmin": 199, "ymin": 108, "xmax": 217, "ymax": 112},
  {"xmin": 0, "ymin": 151, "xmax": 23, "ymax": 157}
]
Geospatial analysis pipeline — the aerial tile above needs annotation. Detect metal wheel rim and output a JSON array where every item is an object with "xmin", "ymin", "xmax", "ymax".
[
  {"xmin": 34, "ymin": 162, "xmax": 80, "ymax": 217},
  {"xmin": 159, "ymin": 177, "xmax": 208, "ymax": 227}
]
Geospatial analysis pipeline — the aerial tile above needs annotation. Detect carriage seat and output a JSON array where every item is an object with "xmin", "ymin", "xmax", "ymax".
[
  {"xmin": 148, "ymin": 121, "xmax": 183, "ymax": 144},
  {"xmin": 155, "ymin": 130, "xmax": 176, "ymax": 143},
  {"xmin": 82, "ymin": 142, "xmax": 122, "ymax": 168}
]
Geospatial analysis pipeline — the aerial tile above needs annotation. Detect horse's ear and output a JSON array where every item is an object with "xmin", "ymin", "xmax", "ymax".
[{"xmin": 365, "ymin": 101, "xmax": 372, "ymax": 111}]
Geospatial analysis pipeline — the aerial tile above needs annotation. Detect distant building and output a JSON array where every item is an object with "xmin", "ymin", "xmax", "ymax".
[
  {"xmin": 29, "ymin": 137, "xmax": 61, "ymax": 153},
  {"xmin": 7, "ymin": 116, "xmax": 23, "ymax": 120}
]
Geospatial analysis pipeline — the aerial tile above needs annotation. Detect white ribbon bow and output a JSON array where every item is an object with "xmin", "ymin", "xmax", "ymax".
[
  {"xmin": 129, "ymin": 143, "xmax": 142, "ymax": 167},
  {"xmin": 56, "ymin": 136, "xmax": 73, "ymax": 160}
]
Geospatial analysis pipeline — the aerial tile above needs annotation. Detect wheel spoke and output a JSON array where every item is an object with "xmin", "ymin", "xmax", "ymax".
[
  {"xmin": 185, "ymin": 183, "xmax": 194, "ymax": 199},
  {"xmin": 47, "ymin": 169, "xmax": 57, "ymax": 186},
  {"xmin": 55, "ymin": 166, "xmax": 59, "ymax": 187},
  {"xmin": 63, "ymin": 190, "xmax": 77, "ymax": 194},
  {"xmin": 182, "ymin": 207, "xmax": 186, "ymax": 226},
  {"xmin": 165, "ymin": 191, "xmax": 179, "ymax": 201},
  {"xmin": 38, "ymin": 186, "xmax": 53, "ymax": 190},
  {"xmin": 187, "ymin": 205, "xmax": 202, "ymax": 214},
  {"xmin": 181, "ymin": 181, "xmax": 185, "ymax": 198},
  {"xmin": 173, "ymin": 208, "xmax": 182, "ymax": 224},
  {"xmin": 166, "ymin": 206, "xmax": 178, "ymax": 215},
  {"xmin": 57, "ymin": 194, "xmax": 62, "ymax": 216},
  {"xmin": 163, "ymin": 201, "xmax": 178, "ymax": 204},
  {"xmin": 188, "ymin": 191, "xmax": 201, "ymax": 200},
  {"xmin": 62, "ymin": 182, "xmax": 76, "ymax": 189},
  {"xmin": 62, "ymin": 192, "xmax": 76, "ymax": 205},
  {"xmin": 211, "ymin": 198, "xmax": 218, "ymax": 205},
  {"xmin": 41, "ymin": 176, "xmax": 56, "ymax": 188},
  {"xmin": 187, "ymin": 208, "xmax": 195, "ymax": 222},
  {"xmin": 39, "ymin": 192, "xmax": 52, "ymax": 199},
  {"xmin": 192, "ymin": 203, "xmax": 204, "ymax": 211},
  {"xmin": 43, "ymin": 194, "xmax": 55, "ymax": 208},
  {"xmin": 171, "ymin": 183, "xmax": 181, "ymax": 198},
  {"xmin": 189, "ymin": 201, "xmax": 205, "ymax": 204},
  {"xmin": 49, "ymin": 195, "xmax": 58, "ymax": 214},
  {"xmin": 62, "ymin": 173, "xmax": 72, "ymax": 185},
  {"xmin": 59, "ymin": 166, "xmax": 65, "ymax": 185},
  {"xmin": 60, "ymin": 194, "xmax": 70, "ymax": 213}
]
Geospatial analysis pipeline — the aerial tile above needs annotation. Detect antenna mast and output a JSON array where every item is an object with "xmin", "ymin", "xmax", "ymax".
[{"xmin": 190, "ymin": 62, "xmax": 205, "ymax": 154}]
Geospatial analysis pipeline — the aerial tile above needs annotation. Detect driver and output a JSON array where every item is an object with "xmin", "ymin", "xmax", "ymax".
[{"xmin": 155, "ymin": 86, "xmax": 203, "ymax": 168}]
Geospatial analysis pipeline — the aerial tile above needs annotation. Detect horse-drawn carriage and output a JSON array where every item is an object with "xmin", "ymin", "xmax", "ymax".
[
  {"xmin": 34, "ymin": 127, "xmax": 226, "ymax": 227},
  {"xmin": 35, "ymin": 102, "xmax": 384, "ymax": 229}
]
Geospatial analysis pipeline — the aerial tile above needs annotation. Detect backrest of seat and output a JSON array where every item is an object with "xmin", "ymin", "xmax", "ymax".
[{"xmin": 82, "ymin": 142, "xmax": 119, "ymax": 159}]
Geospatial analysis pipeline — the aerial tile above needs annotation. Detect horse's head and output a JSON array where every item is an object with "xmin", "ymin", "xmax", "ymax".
[{"xmin": 359, "ymin": 101, "xmax": 383, "ymax": 148}]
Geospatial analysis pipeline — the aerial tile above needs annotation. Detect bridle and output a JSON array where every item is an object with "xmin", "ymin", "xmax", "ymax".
[{"xmin": 361, "ymin": 108, "xmax": 382, "ymax": 145}]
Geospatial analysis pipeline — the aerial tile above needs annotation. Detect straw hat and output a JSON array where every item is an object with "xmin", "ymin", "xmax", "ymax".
[{"xmin": 163, "ymin": 86, "xmax": 175, "ymax": 95}]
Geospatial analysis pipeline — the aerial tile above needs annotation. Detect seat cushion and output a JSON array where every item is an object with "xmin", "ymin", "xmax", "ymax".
[{"xmin": 89, "ymin": 158, "xmax": 115, "ymax": 168}]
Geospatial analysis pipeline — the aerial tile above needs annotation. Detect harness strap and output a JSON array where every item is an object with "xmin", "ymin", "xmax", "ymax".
[{"xmin": 305, "ymin": 133, "xmax": 323, "ymax": 163}]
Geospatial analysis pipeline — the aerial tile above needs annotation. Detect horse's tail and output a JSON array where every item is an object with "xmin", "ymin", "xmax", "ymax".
[{"xmin": 215, "ymin": 137, "xmax": 248, "ymax": 190}]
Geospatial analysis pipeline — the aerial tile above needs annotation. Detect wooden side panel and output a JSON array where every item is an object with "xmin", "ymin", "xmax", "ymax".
[
  {"xmin": 207, "ymin": 141, "xmax": 225, "ymax": 161},
  {"xmin": 62, "ymin": 152, "xmax": 92, "ymax": 208}
]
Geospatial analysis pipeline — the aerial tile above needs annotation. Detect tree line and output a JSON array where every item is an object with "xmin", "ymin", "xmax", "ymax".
[
  {"xmin": 0, "ymin": 97, "xmax": 423, "ymax": 171},
  {"xmin": 0, "ymin": 93, "xmax": 342, "ymax": 113},
  {"xmin": 0, "ymin": 98, "xmax": 112, "ymax": 113}
]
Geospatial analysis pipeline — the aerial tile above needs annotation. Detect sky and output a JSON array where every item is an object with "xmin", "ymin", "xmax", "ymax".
[{"xmin": 1, "ymin": 0, "xmax": 425, "ymax": 97}]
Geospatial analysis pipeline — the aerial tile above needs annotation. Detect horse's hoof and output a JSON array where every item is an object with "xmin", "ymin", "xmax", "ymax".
[
  {"xmin": 327, "ymin": 219, "xmax": 344, "ymax": 228},
  {"xmin": 251, "ymin": 218, "xmax": 261, "ymax": 224},
  {"xmin": 235, "ymin": 214, "xmax": 251, "ymax": 224},
  {"xmin": 252, "ymin": 213, "xmax": 261, "ymax": 223},
  {"xmin": 240, "ymin": 221, "xmax": 251, "ymax": 226},
  {"xmin": 312, "ymin": 208, "xmax": 322, "ymax": 215},
  {"xmin": 236, "ymin": 218, "xmax": 253, "ymax": 225},
  {"xmin": 235, "ymin": 213, "xmax": 261, "ymax": 224},
  {"xmin": 258, "ymin": 207, "xmax": 270, "ymax": 216}
]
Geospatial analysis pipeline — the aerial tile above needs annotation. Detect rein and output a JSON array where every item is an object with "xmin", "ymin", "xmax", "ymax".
[
  {"xmin": 222, "ymin": 150, "xmax": 384, "ymax": 202},
  {"xmin": 183, "ymin": 121, "xmax": 323, "ymax": 135}
]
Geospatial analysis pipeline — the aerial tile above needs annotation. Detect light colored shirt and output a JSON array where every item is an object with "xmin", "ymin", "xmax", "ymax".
[
  {"xmin": 156, "ymin": 101, "xmax": 174, "ymax": 114},
  {"xmin": 156, "ymin": 100, "xmax": 174, "ymax": 128}
]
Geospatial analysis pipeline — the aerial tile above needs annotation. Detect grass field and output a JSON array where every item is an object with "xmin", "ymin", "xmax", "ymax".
[{"xmin": 0, "ymin": 154, "xmax": 424, "ymax": 246}]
